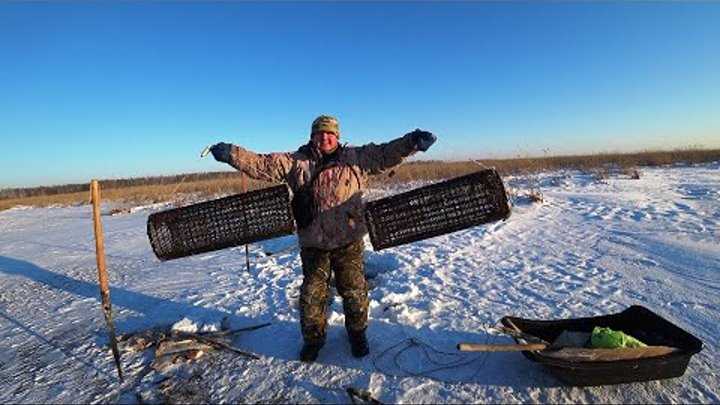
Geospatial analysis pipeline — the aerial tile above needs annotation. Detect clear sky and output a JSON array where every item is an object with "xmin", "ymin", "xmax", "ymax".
[{"xmin": 1, "ymin": 2, "xmax": 719, "ymax": 188}]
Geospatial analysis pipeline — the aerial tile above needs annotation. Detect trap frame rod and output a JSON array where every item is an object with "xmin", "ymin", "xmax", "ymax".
[
  {"xmin": 201, "ymin": 144, "xmax": 251, "ymax": 272},
  {"xmin": 241, "ymin": 172, "xmax": 251, "ymax": 272}
]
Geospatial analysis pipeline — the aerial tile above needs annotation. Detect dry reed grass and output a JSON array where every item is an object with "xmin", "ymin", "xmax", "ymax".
[
  {"xmin": 0, "ymin": 177, "xmax": 273, "ymax": 212},
  {"xmin": 2, "ymin": 148, "xmax": 718, "ymax": 212}
]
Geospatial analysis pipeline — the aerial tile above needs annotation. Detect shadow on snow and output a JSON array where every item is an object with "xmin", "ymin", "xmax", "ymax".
[{"xmin": 0, "ymin": 255, "xmax": 563, "ymax": 388}]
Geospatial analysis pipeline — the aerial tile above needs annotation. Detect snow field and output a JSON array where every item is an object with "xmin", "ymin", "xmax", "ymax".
[{"xmin": 0, "ymin": 162, "xmax": 718, "ymax": 403}]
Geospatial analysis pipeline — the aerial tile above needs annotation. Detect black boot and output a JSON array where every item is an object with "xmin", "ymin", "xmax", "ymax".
[
  {"xmin": 300, "ymin": 341, "xmax": 324, "ymax": 362},
  {"xmin": 348, "ymin": 330, "xmax": 369, "ymax": 358}
]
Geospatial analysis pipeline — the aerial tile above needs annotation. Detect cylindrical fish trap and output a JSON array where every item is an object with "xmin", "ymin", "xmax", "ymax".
[
  {"xmin": 364, "ymin": 169, "xmax": 511, "ymax": 250},
  {"xmin": 147, "ymin": 184, "xmax": 295, "ymax": 261}
]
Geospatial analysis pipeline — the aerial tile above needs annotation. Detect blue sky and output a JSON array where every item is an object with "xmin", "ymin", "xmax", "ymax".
[{"xmin": 1, "ymin": 2, "xmax": 719, "ymax": 188}]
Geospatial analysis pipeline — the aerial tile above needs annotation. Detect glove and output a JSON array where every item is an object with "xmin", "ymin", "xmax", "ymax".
[
  {"xmin": 210, "ymin": 142, "xmax": 233, "ymax": 163},
  {"xmin": 408, "ymin": 129, "xmax": 437, "ymax": 152}
]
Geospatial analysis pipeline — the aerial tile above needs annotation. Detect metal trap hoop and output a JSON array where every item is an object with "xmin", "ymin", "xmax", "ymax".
[
  {"xmin": 364, "ymin": 169, "xmax": 511, "ymax": 250},
  {"xmin": 147, "ymin": 184, "xmax": 295, "ymax": 261}
]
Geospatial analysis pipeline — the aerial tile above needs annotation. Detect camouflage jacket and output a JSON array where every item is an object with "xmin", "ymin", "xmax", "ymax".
[{"xmin": 227, "ymin": 134, "xmax": 419, "ymax": 249}]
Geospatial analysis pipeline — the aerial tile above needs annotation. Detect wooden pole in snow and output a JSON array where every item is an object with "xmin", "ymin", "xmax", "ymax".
[{"xmin": 90, "ymin": 180, "xmax": 123, "ymax": 381}]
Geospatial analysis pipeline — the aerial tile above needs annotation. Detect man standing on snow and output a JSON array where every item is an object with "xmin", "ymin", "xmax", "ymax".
[{"xmin": 208, "ymin": 115, "xmax": 436, "ymax": 362}]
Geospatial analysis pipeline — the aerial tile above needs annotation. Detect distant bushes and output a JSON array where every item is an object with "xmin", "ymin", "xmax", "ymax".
[
  {"xmin": 370, "ymin": 148, "xmax": 720, "ymax": 185},
  {"xmin": 0, "ymin": 171, "xmax": 244, "ymax": 200},
  {"xmin": 0, "ymin": 176, "xmax": 274, "ymax": 212},
  {"xmin": 1, "ymin": 148, "xmax": 718, "ymax": 211}
]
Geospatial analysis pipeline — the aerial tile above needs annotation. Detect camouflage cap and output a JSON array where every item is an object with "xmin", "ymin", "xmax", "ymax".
[{"xmin": 311, "ymin": 115, "xmax": 340, "ymax": 138}]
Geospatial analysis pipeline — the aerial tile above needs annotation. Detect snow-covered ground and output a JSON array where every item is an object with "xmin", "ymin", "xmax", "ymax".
[{"xmin": 0, "ymin": 163, "xmax": 718, "ymax": 403}]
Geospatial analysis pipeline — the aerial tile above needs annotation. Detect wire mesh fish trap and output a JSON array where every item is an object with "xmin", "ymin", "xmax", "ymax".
[
  {"xmin": 365, "ymin": 169, "xmax": 510, "ymax": 250},
  {"xmin": 147, "ymin": 185, "xmax": 295, "ymax": 261}
]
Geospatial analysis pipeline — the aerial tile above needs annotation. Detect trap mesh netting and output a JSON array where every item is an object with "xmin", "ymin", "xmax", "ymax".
[
  {"xmin": 364, "ymin": 169, "xmax": 511, "ymax": 250},
  {"xmin": 147, "ymin": 184, "xmax": 295, "ymax": 261}
]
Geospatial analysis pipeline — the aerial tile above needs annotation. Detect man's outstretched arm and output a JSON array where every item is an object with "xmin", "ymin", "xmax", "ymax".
[
  {"xmin": 210, "ymin": 142, "xmax": 293, "ymax": 183},
  {"xmin": 354, "ymin": 129, "xmax": 437, "ymax": 175}
]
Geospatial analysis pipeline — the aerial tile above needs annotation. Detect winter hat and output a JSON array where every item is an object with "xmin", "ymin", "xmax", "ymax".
[{"xmin": 311, "ymin": 115, "xmax": 340, "ymax": 138}]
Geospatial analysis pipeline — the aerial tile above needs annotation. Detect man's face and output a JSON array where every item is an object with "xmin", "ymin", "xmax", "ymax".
[{"xmin": 312, "ymin": 131, "xmax": 339, "ymax": 154}]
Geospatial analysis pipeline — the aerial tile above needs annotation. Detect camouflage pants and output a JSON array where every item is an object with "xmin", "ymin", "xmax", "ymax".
[{"xmin": 299, "ymin": 239, "xmax": 369, "ymax": 344}]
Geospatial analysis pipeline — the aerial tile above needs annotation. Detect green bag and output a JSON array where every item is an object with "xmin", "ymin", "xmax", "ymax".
[{"xmin": 590, "ymin": 326, "xmax": 647, "ymax": 349}]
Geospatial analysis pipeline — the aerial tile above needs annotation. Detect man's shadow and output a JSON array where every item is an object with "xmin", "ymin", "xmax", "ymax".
[
  {"xmin": 0, "ymin": 255, "xmax": 562, "ymax": 388},
  {"xmin": 238, "ymin": 308, "xmax": 560, "ymax": 388}
]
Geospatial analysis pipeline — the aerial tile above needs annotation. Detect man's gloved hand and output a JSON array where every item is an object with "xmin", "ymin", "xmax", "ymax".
[
  {"xmin": 408, "ymin": 129, "xmax": 437, "ymax": 152},
  {"xmin": 210, "ymin": 142, "xmax": 233, "ymax": 163}
]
